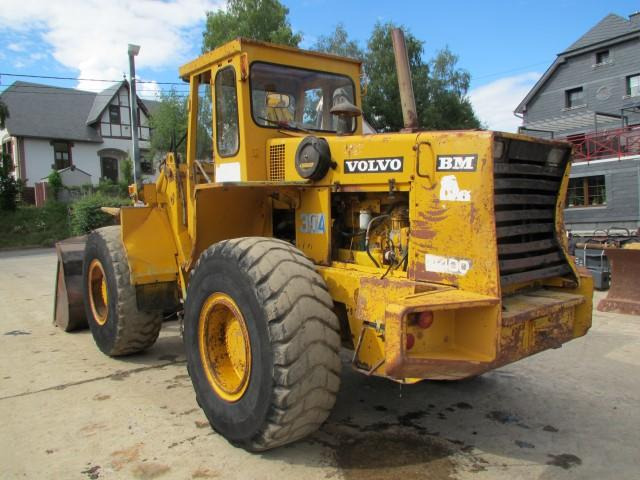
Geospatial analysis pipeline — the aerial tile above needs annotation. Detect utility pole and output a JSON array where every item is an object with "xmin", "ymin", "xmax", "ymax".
[{"xmin": 128, "ymin": 44, "xmax": 141, "ymax": 187}]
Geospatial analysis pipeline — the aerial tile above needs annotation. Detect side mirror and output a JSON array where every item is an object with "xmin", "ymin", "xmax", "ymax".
[{"xmin": 330, "ymin": 100, "xmax": 361, "ymax": 135}]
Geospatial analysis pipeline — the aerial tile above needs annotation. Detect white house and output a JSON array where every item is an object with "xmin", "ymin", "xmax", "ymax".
[{"xmin": 0, "ymin": 80, "xmax": 158, "ymax": 202}]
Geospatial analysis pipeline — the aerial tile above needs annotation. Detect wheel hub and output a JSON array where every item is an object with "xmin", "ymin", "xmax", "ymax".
[
  {"xmin": 88, "ymin": 259, "xmax": 108, "ymax": 326},
  {"xmin": 198, "ymin": 292, "xmax": 251, "ymax": 402}
]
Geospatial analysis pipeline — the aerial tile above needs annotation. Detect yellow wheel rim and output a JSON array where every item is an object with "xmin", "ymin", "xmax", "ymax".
[
  {"xmin": 198, "ymin": 292, "xmax": 252, "ymax": 403},
  {"xmin": 88, "ymin": 259, "xmax": 109, "ymax": 326}
]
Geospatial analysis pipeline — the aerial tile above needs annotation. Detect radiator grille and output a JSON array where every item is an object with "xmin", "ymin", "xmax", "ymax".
[
  {"xmin": 269, "ymin": 144, "xmax": 286, "ymax": 181},
  {"xmin": 494, "ymin": 138, "xmax": 573, "ymax": 287}
]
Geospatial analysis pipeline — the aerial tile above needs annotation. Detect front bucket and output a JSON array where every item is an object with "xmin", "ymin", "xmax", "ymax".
[
  {"xmin": 53, "ymin": 236, "xmax": 88, "ymax": 331},
  {"xmin": 597, "ymin": 247, "xmax": 640, "ymax": 316}
]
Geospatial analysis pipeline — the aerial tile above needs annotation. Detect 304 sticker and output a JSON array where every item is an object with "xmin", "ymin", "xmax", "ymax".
[
  {"xmin": 425, "ymin": 254, "xmax": 472, "ymax": 276},
  {"xmin": 300, "ymin": 213, "xmax": 326, "ymax": 234}
]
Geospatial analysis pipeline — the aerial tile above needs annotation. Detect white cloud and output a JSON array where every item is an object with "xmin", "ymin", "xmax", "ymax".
[
  {"xmin": 469, "ymin": 72, "xmax": 541, "ymax": 132},
  {"xmin": 0, "ymin": 0, "xmax": 223, "ymax": 91},
  {"xmin": 7, "ymin": 42, "xmax": 24, "ymax": 52},
  {"xmin": 137, "ymin": 79, "xmax": 161, "ymax": 101}
]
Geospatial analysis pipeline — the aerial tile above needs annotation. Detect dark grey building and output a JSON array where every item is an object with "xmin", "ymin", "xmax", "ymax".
[{"xmin": 515, "ymin": 12, "xmax": 640, "ymax": 235}]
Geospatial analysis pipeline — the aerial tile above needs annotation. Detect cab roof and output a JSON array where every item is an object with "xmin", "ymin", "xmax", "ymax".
[{"xmin": 179, "ymin": 37, "xmax": 362, "ymax": 81}]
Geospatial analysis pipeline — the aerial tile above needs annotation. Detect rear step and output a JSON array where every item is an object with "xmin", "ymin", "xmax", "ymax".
[{"xmin": 501, "ymin": 289, "xmax": 584, "ymax": 327}]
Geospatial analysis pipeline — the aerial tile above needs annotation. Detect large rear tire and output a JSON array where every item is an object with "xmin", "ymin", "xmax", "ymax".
[
  {"xmin": 184, "ymin": 237, "xmax": 341, "ymax": 451},
  {"xmin": 83, "ymin": 226, "xmax": 162, "ymax": 356}
]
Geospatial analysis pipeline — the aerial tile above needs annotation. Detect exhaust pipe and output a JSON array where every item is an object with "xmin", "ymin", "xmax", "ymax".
[{"xmin": 391, "ymin": 28, "xmax": 419, "ymax": 132}]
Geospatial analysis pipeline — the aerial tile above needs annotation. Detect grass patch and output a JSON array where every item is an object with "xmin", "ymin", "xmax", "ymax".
[{"xmin": 0, "ymin": 201, "xmax": 71, "ymax": 248}]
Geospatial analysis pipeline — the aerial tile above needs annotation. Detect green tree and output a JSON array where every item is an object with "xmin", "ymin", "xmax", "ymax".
[
  {"xmin": 319, "ymin": 22, "xmax": 480, "ymax": 132},
  {"xmin": 149, "ymin": 88, "xmax": 188, "ymax": 159},
  {"xmin": 421, "ymin": 47, "xmax": 480, "ymax": 130},
  {"xmin": 202, "ymin": 0, "xmax": 301, "ymax": 51},
  {"xmin": 362, "ymin": 22, "xmax": 430, "ymax": 132},
  {"xmin": 313, "ymin": 24, "xmax": 364, "ymax": 60}
]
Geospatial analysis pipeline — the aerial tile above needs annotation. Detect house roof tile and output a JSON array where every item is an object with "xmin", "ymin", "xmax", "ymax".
[
  {"xmin": 563, "ymin": 13, "xmax": 639, "ymax": 52},
  {"xmin": 515, "ymin": 13, "xmax": 640, "ymax": 115},
  {"xmin": 0, "ymin": 80, "xmax": 157, "ymax": 142}
]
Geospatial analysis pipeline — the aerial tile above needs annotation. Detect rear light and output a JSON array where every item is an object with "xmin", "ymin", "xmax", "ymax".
[
  {"xmin": 417, "ymin": 311, "xmax": 434, "ymax": 329},
  {"xmin": 406, "ymin": 333, "xmax": 415, "ymax": 350}
]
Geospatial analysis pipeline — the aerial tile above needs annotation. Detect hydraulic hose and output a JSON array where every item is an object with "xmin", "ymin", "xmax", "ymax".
[{"xmin": 365, "ymin": 215, "xmax": 389, "ymax": 269}]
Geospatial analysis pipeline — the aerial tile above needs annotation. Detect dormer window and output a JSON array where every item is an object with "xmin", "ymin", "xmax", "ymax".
[
  {"xmin": 595, "ymin": 50, "xmax": 609, "ymax": 65},
  {"xmin": 109, "ymin": 105, "xmax": 121, "ymax": 125}
]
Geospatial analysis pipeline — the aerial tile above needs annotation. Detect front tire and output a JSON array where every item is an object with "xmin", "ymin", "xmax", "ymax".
[
  {"xmin": 83, "ymin": 226, "xmax": 162, "ymax": 356},
  {"xmin": 184, "ymin": 237, "xmax": 341, "ymax": 451}
]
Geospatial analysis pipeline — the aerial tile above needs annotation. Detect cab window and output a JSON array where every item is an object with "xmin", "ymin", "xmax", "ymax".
[
  {"xmin": 250, "ymin": 62, "xmax": 356, "ymax": 133},
  {"xmin": 195, "ymin": 73, "xmax": 213, "ymax": 162},
  {"xmin": 215, "ymin": 67, "xmax": 240, "ymax": 157}
]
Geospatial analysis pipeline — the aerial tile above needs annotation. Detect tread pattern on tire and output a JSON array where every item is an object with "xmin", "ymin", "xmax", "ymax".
[
  {"xmin": 93, "ymin": 226, "xmax": 162, "ymax": 356},
  {"xmin": 191, "ymin": 237, "xmax": 341, "ymax": 450}
]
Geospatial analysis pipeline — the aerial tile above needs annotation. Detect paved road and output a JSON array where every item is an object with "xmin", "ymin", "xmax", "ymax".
[{"xmin": 1, "ymin": 248, "xmax": 639, "ymax": 479}]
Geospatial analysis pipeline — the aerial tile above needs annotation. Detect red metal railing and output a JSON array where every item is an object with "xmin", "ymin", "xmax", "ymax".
[{"xmin": 563, "ymin": 126, "xmax": 640, "ymax": 162}]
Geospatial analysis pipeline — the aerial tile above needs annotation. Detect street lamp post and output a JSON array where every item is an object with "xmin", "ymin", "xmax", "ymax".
[{"xmin": 127, "ymin": 43, "xmax": 141, "ymax": 188}]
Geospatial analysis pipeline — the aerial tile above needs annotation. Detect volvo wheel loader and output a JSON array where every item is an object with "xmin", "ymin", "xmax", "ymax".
[{"xmin": 54, "ymin": 31, "xmax": 593, "ymax": 451}]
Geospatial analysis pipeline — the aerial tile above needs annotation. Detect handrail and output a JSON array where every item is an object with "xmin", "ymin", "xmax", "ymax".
[{"xmin": 562, "ymin": 125, "xmax": 640, "ymax": 162}]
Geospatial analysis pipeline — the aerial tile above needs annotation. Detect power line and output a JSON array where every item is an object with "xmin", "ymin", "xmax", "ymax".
[
  {"xmin": 0, "ymin": 71, "xmax": 185, "ymax": 85},
  {"xmin": 0, "ymin": 89, "xmax": 189, "ymax": 98},
  {"xmin": 0, "ymin": 83, "xmax": 189, "ymax": 93}
]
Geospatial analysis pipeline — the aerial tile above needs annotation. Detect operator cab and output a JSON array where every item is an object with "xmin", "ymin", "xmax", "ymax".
[{"xmin": 179, "ymin": 38, "xmax": 363, "ymax": 182}]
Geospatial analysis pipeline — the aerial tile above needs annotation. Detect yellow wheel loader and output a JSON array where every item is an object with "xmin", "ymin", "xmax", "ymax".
[{"xmin": 54, "ymin": 31, "xmax": 593, "ymax": 451}]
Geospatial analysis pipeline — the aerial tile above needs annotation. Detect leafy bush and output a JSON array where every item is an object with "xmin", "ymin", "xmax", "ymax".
[
  {"xmin": 0, "ymin": 174, "xmax": 23, "ymax": 211},
  {"xmin": 96, "ymin": 178, "xmax": 130, "ymax": 199},
  {"xmin": 47, "ymin": 169, "xmax": 63, "ymax": 200},
  {"xmin": 70, "ymin": 193, "xmax": 130, "ymax": 235},
  {"xmin": 0, "ymin": 153, "xmax": 23, "ymax": 211},
  {"xmin": 122, "ymin": 157, "xmax": 134, "ymax": 185}
]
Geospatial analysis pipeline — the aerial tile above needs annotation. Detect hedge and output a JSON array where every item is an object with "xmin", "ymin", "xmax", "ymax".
[{"xmin": 69, "ymin": 193, "xmax": 131, "ymax": 235}]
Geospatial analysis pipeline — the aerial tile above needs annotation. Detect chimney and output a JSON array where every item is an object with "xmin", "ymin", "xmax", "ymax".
[{"xmin": 630, "ymin": 11, "xmax": 640, "ymax": 26}]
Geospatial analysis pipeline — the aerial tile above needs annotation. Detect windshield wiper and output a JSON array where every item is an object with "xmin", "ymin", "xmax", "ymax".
[{"xmin": 258, "ymin": 116, "xmax": 311, "ymax": 133}]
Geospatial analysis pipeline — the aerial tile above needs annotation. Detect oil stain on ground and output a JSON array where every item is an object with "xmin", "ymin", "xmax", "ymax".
[
  {"xmin": 315, "ymin": 408, "xmax": 489, "ymax": 480},
  {"xmin": 332, "ymin": 429, "xmax": 456, "ymax": 480},
  {"xmin": 486, "ymin": 410, "xmax": 530, "ymax": 428},
  {"xmin": 547, "ymin": 453, "xmax": 582, "ymax": 469}
]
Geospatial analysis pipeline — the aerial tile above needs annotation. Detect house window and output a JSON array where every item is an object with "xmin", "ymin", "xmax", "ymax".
[
  {"xmin": 565, "ymin": 87, "xmax": 584, "ymax": 108},
  {"xmin": 595, "ymin": 50, "xmax": 609, "ymax": 64},
  {"xmin": 627, "ymin": 74, "xmax": 640, "ymax": 97},
  {"xmin": 100, "ymin": 157, "xmax": 119, "ymax": 182},
  {"xmin": 53, "ymin": 142, "xmax": 71, "ymax": 170},
  {"xmin": 109, "ymin": 105, "xmax": 121, "ymax": 124},
  {"xmin": 566, "ymin": 175, "xmax": 606, "ymax": 207}
]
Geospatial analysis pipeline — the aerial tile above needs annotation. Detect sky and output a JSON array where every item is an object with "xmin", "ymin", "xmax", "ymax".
[{"xmin": 1, "ymin": 0, "xmax": 638, "ymax": 132}]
